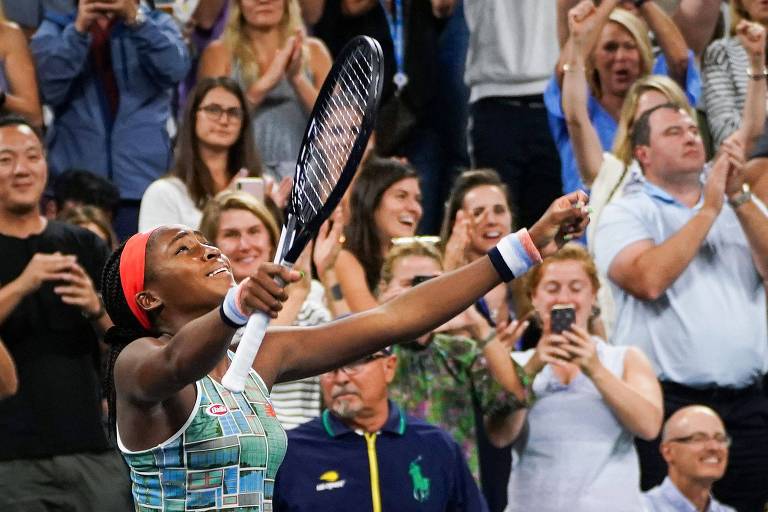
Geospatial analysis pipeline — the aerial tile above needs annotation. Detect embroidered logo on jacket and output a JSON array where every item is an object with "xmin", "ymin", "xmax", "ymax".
[
  {"xmin": 316, "ymin": 470, "xmax": 346, "ymax": 491},
  {"xmin": 409, "ymin": 456, "xmax": 430, "ymax": 502}
]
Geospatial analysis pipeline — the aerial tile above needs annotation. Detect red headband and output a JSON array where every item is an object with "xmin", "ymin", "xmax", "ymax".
[{"xmin": 119, "ymin": 230, "xmax": 156, "ymax": 330}]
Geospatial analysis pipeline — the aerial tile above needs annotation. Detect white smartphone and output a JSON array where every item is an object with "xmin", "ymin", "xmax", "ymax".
[{"xmin": 235, "ymin": 177, "xmax": 265, "ymax": 201}]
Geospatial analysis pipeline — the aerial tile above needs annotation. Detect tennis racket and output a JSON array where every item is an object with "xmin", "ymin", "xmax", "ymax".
[{"xmin": 222, "ymin": 36, "xmax": 384, "ymax": 392}]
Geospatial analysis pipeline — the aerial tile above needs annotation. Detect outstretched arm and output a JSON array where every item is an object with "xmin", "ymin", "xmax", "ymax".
[{"xmin": 260, "ymin": 192, "xmax": 591, "ymax": 387}]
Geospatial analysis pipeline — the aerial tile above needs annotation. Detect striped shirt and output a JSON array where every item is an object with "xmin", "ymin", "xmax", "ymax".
[
  {"xmin": 268, "ymin": 280, "xmax": 331, "ymax": 430},
  {"xmin": 702, "ymin": 37, "xmax": 754, "ymax": 148}
]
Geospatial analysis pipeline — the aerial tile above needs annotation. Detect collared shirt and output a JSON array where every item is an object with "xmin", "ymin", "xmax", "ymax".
[
  {"xmin": 544, "ymin": 52, "xmax": 701, "ymax": 195},
  {"xmin": 643, "ymin": 477, "xmax": 736, "ymax": 512},
  {"xmin": 594, "ymin": 178, "xmax": 768, "ymax": 388},
  {"xmin": 273, "ymin": 401, "xmax": 487, "ymax": 512},
  {"xmin": 389, "ymin": 334, "xmax": 523, "ymax": 482}
]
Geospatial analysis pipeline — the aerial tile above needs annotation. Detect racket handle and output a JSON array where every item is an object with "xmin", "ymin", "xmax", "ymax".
[{"xmin": 222, "ymin": 312, "xmax": 271, "ymax": 393}]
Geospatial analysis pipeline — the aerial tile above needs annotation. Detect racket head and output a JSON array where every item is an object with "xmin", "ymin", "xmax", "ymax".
[{"xmin": 281, "ymin": 36, "xmax": 384, "ymax": 263}]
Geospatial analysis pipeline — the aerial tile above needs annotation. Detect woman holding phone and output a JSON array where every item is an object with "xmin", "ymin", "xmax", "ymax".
[
  {"xmin": 139, "ymin": 77, "xmax": 263, "ymax": 231},
  {"xmin": 483, "ymin": 244, "xmax": 662, "ymax": 512}
]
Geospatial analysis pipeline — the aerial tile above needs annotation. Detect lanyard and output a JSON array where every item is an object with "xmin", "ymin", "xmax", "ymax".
[{"xmin": 380, "ymin": 0, "xmax": 408, "ymax": 89}]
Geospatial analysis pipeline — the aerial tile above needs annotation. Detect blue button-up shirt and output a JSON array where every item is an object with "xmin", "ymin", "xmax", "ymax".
[
  {"xmin": 643, "ymin": 477, "xmax": 736, "ymax": 511},
  {"xmin": 594, "ymin": 179, "xmax": 767, "ymax": 388}
]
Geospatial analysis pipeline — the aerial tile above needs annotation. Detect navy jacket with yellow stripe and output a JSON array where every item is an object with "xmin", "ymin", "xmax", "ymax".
[{"xmin": 274, "ymin": 401, "xmax": 487, "ymax": 512}]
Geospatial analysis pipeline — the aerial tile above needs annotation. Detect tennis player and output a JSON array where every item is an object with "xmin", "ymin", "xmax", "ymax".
[{"xmin": 103, "ymin": 192, "xmax": 589, "ymax": 510}]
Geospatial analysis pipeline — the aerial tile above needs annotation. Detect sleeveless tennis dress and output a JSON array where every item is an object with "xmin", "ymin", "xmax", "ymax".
[{"xmin": 118, "ymin": 361, "xmax": 287, "ymax": 511}]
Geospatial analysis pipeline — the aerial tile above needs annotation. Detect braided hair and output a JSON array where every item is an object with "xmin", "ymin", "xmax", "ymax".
[{"xmin": 100, "ymin": 239, "xmax": 158, "ymax": 439}]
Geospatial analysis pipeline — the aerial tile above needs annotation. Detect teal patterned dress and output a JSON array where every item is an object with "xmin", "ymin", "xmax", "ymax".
[{"xmin": 118, "ymin": 360, "xmax": 287, "ymax": 512}]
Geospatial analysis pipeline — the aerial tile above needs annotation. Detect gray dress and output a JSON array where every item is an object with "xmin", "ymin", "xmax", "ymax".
[
  {"xmin": 506, "ymin": 338, "xmax": 645, "ymax": 512},
  {"xmin": 232, "ymin": 60, "xmax": 312, "ymax": 180}
]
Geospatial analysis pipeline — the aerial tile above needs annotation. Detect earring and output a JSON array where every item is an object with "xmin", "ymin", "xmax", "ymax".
[{"xmin": 590, "ymin": 304, "xmax": 601, "ymax": 320}]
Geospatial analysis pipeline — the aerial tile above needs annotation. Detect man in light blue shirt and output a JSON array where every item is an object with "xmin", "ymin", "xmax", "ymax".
[
  {"xmin": 594, "ymin": 103, "xmax": 768, "ymax": 511},
  {"xmin": 643, "ymin": 406, "xmax": 735, "ymax": 512}
]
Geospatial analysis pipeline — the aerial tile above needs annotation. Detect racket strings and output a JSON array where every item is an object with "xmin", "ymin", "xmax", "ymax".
[{"xmin": 293, "ymin": 46, "xmax": 374, "ymax": 224}]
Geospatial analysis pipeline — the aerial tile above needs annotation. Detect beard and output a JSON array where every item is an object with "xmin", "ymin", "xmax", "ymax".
[{"xmin": 330, "ymin": 396, "xmax": 362, "ymax": 419}]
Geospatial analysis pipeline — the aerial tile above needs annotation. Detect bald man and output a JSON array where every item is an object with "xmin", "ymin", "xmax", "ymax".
[{"xmin": 643, "ymin": 406, "xmax": 735, "ymax": 512}]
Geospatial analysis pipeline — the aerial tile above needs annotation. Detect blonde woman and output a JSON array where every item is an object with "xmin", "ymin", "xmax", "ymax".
[
  {"xmin": 563, "ymin": 4, "xmax": 766, "ymax": 338},
  {"xmin": 546, "ymin": 0, "xmax": 698, "ymax": 195},
  {"xmin": 199, "ymin": 0, "xmax": 332, "ymax": 180},
  {"xmin": 0, "ymin": 5, "xmax": 41, "ymax": 125}
]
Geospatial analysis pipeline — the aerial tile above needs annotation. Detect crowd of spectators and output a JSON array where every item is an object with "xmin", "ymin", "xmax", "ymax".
[{"xmin": 0, "ymin": 0, "xmax": 767, "ymax": 511}]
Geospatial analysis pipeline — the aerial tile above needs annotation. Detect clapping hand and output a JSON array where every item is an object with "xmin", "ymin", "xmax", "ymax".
[{"xmin": 443, "ymin": 209, "xmax": 472, "ymax": 271}]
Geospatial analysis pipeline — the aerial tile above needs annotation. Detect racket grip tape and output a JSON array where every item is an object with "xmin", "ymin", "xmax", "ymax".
[{"xmin": 222, "ymin": 311, "xmax": 271, "ymax": 392}]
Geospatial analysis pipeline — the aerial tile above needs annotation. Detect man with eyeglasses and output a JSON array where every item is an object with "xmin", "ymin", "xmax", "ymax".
[
  {"xmin": 643, "ymin": 406, "xmax": 735, "ymax": 512},
  {"xmin": 273, "ymin": 346, "xmax": 488, "ymax": 511}
]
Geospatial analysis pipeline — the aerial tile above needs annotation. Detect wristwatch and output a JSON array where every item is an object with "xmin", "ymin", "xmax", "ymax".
[
  {"xmin": 81, "ymin": 294, "xmax": 106, "ymax": 321},
  {"xmin": 728, "ymin": 184, "xmax": 752, "ymax": 209}
]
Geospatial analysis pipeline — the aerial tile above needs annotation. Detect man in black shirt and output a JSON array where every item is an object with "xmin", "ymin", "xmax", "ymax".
[{"xmin": 0, "ymin": 115, "xmax": 132, "ymax": 510}]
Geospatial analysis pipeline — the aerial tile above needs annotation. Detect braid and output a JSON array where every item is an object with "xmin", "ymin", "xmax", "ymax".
[{"xmin": 100, "ymin": 241, "xmax": 155, "ymax": 441}]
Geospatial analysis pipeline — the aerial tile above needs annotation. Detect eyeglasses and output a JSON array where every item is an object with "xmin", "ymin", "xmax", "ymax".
[
  {"xmin": 325, "ymin": 352, "xmax": 390, "ymax": 376},
  {"xmin": 667, "ymin": 433, "xmax": 732, "ymax": 447},
  {"xmin": 198, "ymin": 104, "xmax": 244, "ymax": 122}
]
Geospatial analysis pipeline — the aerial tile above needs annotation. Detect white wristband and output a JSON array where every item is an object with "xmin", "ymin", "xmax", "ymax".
[
  {"xmin": 220, "ymin": 282, "xmax": 249, "ymax": 327},
  {"xmin": 487, "ymin": 229, "xmax": 543, "ymax": 281}
]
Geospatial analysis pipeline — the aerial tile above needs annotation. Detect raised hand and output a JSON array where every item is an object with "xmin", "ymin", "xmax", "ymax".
[
  {"xmin": 443, "ymin": 209, "xmax": 471, "ymax": 271},
  {"xmin": 286, "ymin": 31, "xmax": 305, "ymax": 83},
  {"xmin": 492, "ymin": 317, "xmax": 531, "ymax": 351},
  {"xmin": 247, "ymin": 38, "xmax": 295, "ymax": 103},
  {"xmin": 74, "ymin": 1, "xmax": 103, "ymax": 33},
  {"xmin": 568, "ymin": 0, "xmax": 597, "ymax": 44},
  {"xmin": 703, "ymin": 146, "xmax": 731, "ymax": 215},
  {"xmin": 528, "ymin": 191, "xmax": 590, "ymax": 257},
  {"xmin": 528, "ymin": 333, "xmax": 573, "ymax": 373},
  {"xmin": 561, "ymin": 325, "xmax": 602, "ymax": 377},
  {"xmin": 736, "ymin": 19, "xmax": 767, "ymax": 62},
  {"xmin": 313, "ymin": 208, "xmax": 345, "ymax": 279},
  {"xmin": 719, "ymin": 136, "xmax": 747, "ymax": 198}
]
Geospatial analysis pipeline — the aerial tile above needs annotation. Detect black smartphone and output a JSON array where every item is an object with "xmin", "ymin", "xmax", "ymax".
[
  {"xmin": 550, "ymin": 305, "xmax": 575, "ymax": 334},
  {"xmin": 411, "ymin": 274, "xmax": 438, "ymax": 287}
]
